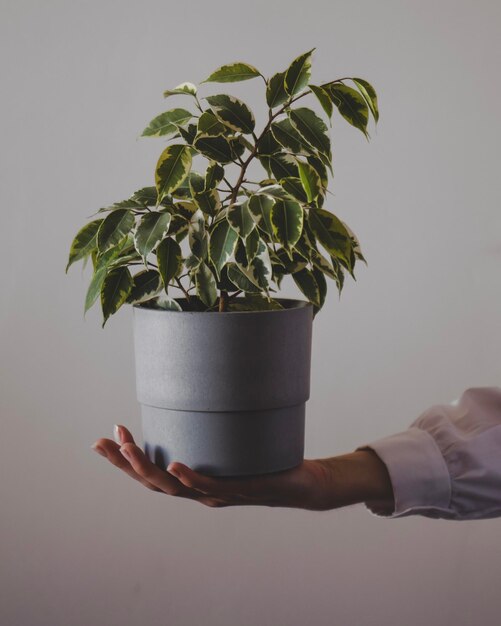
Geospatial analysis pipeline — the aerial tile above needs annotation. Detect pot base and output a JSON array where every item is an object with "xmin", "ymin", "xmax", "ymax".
[{"xmin": 141, "ymin": 403, "xmax": 305, "ymax": 477}]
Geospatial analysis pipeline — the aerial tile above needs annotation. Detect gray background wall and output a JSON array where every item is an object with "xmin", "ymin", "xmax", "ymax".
[{"xmin": 1, "ymin": 0, "xmax": 500, "ymax": 624}]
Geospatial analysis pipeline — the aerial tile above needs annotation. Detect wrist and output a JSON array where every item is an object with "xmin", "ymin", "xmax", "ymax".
[{"xmin": 313, "ymin": 450, "xmax": 394, "ymax": 511}]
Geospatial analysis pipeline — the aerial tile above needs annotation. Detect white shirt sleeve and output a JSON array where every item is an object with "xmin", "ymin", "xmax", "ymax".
[{"xmin": 359, "ymin": 387, "xmax": 501, "ymax": 520}]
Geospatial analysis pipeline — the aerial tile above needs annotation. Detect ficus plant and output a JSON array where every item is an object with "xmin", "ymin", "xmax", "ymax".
[{"xmin": 67, "ymin": 50, "xmax": 378, "ymax": 324}]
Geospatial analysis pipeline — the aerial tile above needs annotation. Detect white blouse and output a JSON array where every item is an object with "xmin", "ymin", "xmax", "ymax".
[{"xmin": 361, "ymin": 387, "xmax": 501, "ymax": 520}]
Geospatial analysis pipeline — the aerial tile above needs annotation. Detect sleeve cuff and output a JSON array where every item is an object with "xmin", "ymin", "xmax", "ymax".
[{"xmin": 358, "ymin": 427, "xmax": 452, "ymax": 518}]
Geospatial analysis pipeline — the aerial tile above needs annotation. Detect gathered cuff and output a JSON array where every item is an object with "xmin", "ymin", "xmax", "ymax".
[{"xmin": 358, "ymin": 427, "xmax": 452, "ymax": 518}]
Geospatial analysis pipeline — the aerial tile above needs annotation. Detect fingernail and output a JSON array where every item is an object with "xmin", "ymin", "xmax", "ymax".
[
  {"xmin": 168, "ymin": 465, "xmax": 179, "ymax": 476},
  {"xmin": 113, "ymin": 424, "xmax": 122, "ymax": 444},
  {"xmin": 91, "ymin": 443, "xmax": 107, "ymax": 458},
  {"xmin": 120, "ymin": 446, "xmax": 131, "ymax": 460}
]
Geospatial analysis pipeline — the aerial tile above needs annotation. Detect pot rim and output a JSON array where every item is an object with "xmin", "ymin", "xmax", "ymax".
[{"xmin": 133, "ymin": 297, "xmax": 312, "ymax": 315}]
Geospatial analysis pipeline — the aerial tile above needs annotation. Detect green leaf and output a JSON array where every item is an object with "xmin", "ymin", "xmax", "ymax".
[
  {"xmin": 97, "ymin": 209, "xmax": 135, "ymax": 252},
  {"xmin": 155, "ymin": 144, "xmax": 192, "ymax": 202},
  {"xmin": 205, "ymin": 162, "xmax": 225, "ymax": 190},
  {"xmin": 271, "ymin": 118, "xmax": 310, "ymax": 154},
  {"xmin": 153, "ymin": 294, "xmax": 183, "ymax": 311},
  {"xmin": 285, "ymin": 49, "xmax": 314, "ymax": 97},
  {"xmin": 266, "ymin": 71, "xmax": 289, "ymax": 108},
  {"xmin": 101, "ymin": 266, "xmax": 133, "ymax": 325},
  {"xmin": 195, "ymin": 262, "xmax": 217, "ymax": 307},
  {"xmin": 66, "ymin": 219, "xmax": 103, "ymax": 272},
  {"xmin": 352, "ymin": 78, "xmax": 379, "ymax": 122},
  {"xmin": 227, "ymin": 263, "xmax": 261, "ymax": 293},
  {"xmin": 312, "ymin": 267, "xmax": 327, "ymax": 312},
  {"xmin": 142, "ymin": 108, "xmax": 193, "ymax": 137},
  {"xmin": 328, "ymin": 84, "xmax": 369, "ymax": 135},
  {"xmin": 192, "ymin": 183, "xmax": 221, "ymax": 215},
  {"xmin": 209, "ymin": 219, "xmax": 238, "ymax": 277},
  {"xmin": 188, "ymin": 209, "xmax": 208, "ymax": 260},
  {"xmin": 292, "ymin": 268, "xmax": 320, "ymax": 306},
  {"xmin": 248, "ymin": 239, "xmax": 272, "ymax": 290},
  {"xmin": 126, "ymin": 269, "xmax": 162, "ymax": 304},
  {"xmin": 309, "ymin": 84, "xmax": 333, "ymax": 119},
  {"xmin": 244, "ymin": 228, "xmax": 261, "ymax": 263},
  {"xmin": 289, "ymin": 108, "xmax": 331, "ymax": 156},
  {"xmin": 132, "ymin": 187, "xmax": 158, "ymax": 206},
  {"xmin": 248, "ymin": 194, "xmax": 275, "ymax": 237},
  {"xmin": 163, "ymin": 82, "xmax": 197, "ymax": 98},
  {"xmin": 227, "ymin": 199, "xmax": 255, "ymax": 238},
  {"xmin": 204, "ymin": 62, "xmax": 261, "ymax": 83},
  {"xmin": 257, "ymin": 130, "xmax": 281, "ymax": 156},
  {"xmin": 206, "ymin": 94, "xmax": 255, "ymax": 134},
  {"xmin": 197, "ymin": 111, "xmax": 228, "ymax": 137},
  {"xmin": 232, "ymin": 294, "xmax": 283, "ymax": 311},
  {"xmin": 259, "ymin": 153, "xmax": 299, "ymax": 181},
  {"xmin": 308, "ymin": 209, "xmax": 351, "ymax": 262},
  {"xmin": 84, "ymin": 243, "xmax": 124, "ymax": 312},
  {"xmin": 134, "ymin": 211, "xmax": 171, "ymax": 261},
  {"xmin": 194, "ymin": 135, "xmax": 236, "ymax": 163},
  {"xmin": 310, "ymin": 249, "xmax": 338, "ymax": 279},
  {"xmin": 157, "ymin": 237, "xmax": 183, "ymax": 289},
  {"xmin": 297, "ymin": 161, "xmax": 321, "ymax": 202},
  {"xmin": 307, "ymin": 155, "xmax": 328, "ymax": 190},
  {"xmin": 270, "ymin": 199, "xmax": 304, "ymax": 248},
  {"xmin": 280, "ymin": 177, "xmax": 308, "ymax": 203}
]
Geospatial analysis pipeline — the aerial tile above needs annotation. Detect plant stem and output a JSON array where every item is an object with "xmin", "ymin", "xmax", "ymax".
[{"xmin": 219, "ymin": 290, "xmax": 229, "ymax": 312}]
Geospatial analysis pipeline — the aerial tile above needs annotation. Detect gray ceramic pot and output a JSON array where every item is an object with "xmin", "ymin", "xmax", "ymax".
[{"xmin": 133, "ymin": 299, "xmax": 313, "ymax": 476}]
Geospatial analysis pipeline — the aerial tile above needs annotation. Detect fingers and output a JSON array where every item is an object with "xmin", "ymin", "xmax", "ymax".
[
  {"xmin": 113, "ymin": 424, "xmax": 135, "ymax": 446},
  {"xmin": 92, "ymin": 438, "xmax": 161, "ymax": 492},
  {"xmin": 166, "ymin": 462, "xmax": 277, "ymax": 505},
  {"xmin": 119, "ymin": 442, "xmax": 204, "ymax": 501}
]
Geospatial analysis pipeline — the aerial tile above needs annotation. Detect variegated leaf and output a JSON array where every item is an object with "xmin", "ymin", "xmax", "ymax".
[
  {"xmin": 205, "ymin": 162, "xmax": 225, "ymax": 190},
  {"xmin": 289, "ymin": 108, "xmax": 331, "ymax": 157},
  {"xmin": 84, "ymin": 242, "xmax": 127, "ymax": 312},
  {"xmin": 227, "ymin": 199, "xmax": 255, "ymax": 238},
  {"xmin": 195, "ymin": 262, "xmax": 217, "ymax": 307},
  {"xmin": 206, "ymin": 94, "xmax": 255, "ymax": 134},
  {"xmin": 280, "ymin": 177, "xmax": 308, "ymax": 203},
  {"xmin": 308, "ymin": 209, "xmax": 351, "ymax": 262},
  {"xmin": 271, "ymin": 118, "xmax": 310, "ymax": 154},
  {"xmin": 285, "ymin": 49, "xmax": 314, "ymax": 97},
  {"xmin": 297, "ymin": 161, "xmax": 321, "ymax": 202},
  {"xmin": 266, "ymin": 71, "xmax": 289, "ymax": 108},
  {"xmin": 292, "ymin": 267, "xmax": 320, "ymax": 306},
  {"xmin": 270, "ymin": 199, "xmax": 304, "ymax": 248},
  {"xmin": 157, "ymin": 237, "xmax": 183, "ymax": 289},
  {"xmin": 142, "ymin": 108, "xmax": 193, "ymax": 137},
  {"xmin": 97, "ymin": 209, "xmax": 135, "ymax": 252},
  {"xmin": 155, "ymin": 144, "xmax": 192, "ymax": 202},
  {"xmin": 194, "ymin": 134, "xmax": 236, "ymax": 164},
  {"xmin": 248, "ymin": 193, "xmax": 275, "ymax": 237},
  {"xmin": 134, "ymin": 211, "xmax": 171, "ymax": 261},
  {"xmin": 328, "ymin": 84, "xmax": 369, "ymax": 136},
  {"xmin": 352, "ymin": 78, "xmax": 379, "ymax": 123},
  {"xmin": 197, "ymin": 111, "xmax": 228, "ymax": 137},
  {"xmin": 126, "ymin": 270, "xmax": 162, "ymax": 304},
  {"xmin": 154, "ymin": 294, "xmax": 183, "ymax": 310},
  {"xmin": 309, "ymin": 84, "xmax": 334, "ymax": 120},
  {"xmin": 188, "ymin": 209, "xmax": 208, "ymax": 260},
  {"xmin": 101, "ymin": 266, "xmax": 133, "ymax": 325},
  {"xmin": 227, "ymin": 263, "xmax": 261, "ymax": 293},
  {"xmin": 209, "ymin": 219, "xmax": 238, "ymax": 277},
  {"xmin": 67, "ymin": 219, "xmax": 103, "ymax": 272},
  {"xmin": 204, "ymin": 62, "xmax": 261, "ymax": 83},
  {"xmin": 163, "ymin": 82, "xmax": 197, "ymax": 98}
]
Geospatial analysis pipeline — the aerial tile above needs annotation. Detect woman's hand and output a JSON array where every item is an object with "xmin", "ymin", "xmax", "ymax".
[{"xmin": 92, "ymin": 425, "xmax": 394, "ymax": 511}]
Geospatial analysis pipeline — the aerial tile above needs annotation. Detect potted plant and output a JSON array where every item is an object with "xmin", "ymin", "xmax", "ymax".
[{"xmin": 67, "ymin": 50, "xmax": 378, "ymax": 476}]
